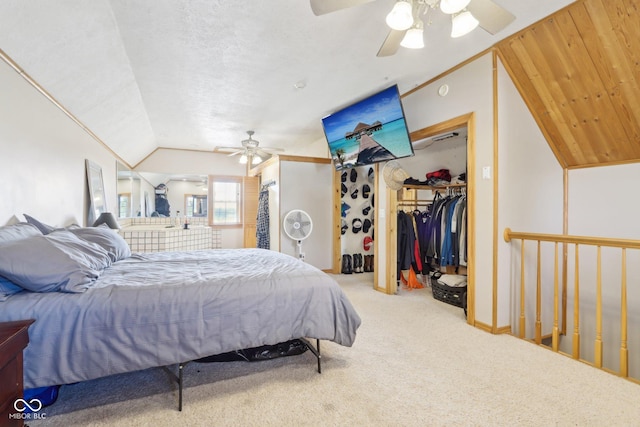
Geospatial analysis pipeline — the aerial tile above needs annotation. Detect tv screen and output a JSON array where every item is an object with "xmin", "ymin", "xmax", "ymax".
[{"xmin": 321, "ymin": 85, "xmax": 414, "ymax": 171}]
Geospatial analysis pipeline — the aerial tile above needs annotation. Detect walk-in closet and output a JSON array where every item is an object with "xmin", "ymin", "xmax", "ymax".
[{"xmin": 386, "ymin": 123, "xmax": 470, "ymax": 315}]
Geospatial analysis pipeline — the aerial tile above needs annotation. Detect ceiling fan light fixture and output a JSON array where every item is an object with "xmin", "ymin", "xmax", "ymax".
[
  {"xmin": 252, "ymin": 155, "xmax": 262, "ymax": 165},
  {"xmin": 386, "ymin": 0, "xmax": 414, "ymax": 31},
  {"xmin": 239, "ymin": 154, "xmax": 248, "ymax": 164},
  {"xmin": 400, "ymin": 26, "xmax": 424, "ymax": 49},
  {"xmin": 451, "ymin": 10, "xmax": 479, "ymax": 37},
  {"xmin": 439, "ymin": 0, "xmax": 471, "ymax": 15}
]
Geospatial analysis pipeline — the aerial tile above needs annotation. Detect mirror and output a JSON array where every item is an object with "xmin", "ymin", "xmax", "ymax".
[
  {"xmin": 86, "ymin": 159, "xmax": 108, "ymax": 224},
  {"xmin": 117, "ymin": 162, "xmax": 146, "ymax": 218},
  {"xmin": 116, "ymin": 162, "xmax": 208, "ymax": 219}
]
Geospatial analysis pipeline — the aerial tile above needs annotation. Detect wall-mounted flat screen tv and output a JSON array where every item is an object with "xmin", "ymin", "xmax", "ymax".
[{"xmin": 321, "ymin": 84, "xmax": 414, "ymax": 171}]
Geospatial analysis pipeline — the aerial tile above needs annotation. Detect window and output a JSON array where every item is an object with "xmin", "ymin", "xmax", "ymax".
[
  {"xmin": 118, "ymin": 193, "xmax": 130, "ymax": 218},
  {"xmin": 208, "ymin": 176, "xmax": 242, "ymax": 226},
  {"xmin": 185, "ymin": 195, "xmax": 208, "ymax": 217}
]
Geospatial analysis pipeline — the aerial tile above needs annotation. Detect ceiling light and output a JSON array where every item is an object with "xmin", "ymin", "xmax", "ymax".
[
  {"xmin": 451, "ymin": 10, "xmax": 479, "ymax": 38},
  {"xmin": 239, "ymin": 154, "xmax": 248, "ymax": 164},
  {"xmin": 386, "ymin": 1, "xmax": 414, "ymax": 31},
  {"xmin": 252, "ymin": 155, "xmax": 262, "ymax": 165},
  {"xmin": 439, "ymin": 0, "xmax": 471, "ymax": 14},
  {"xmin": 400, "ymin": 25, "xmax": 424, "ymax": 49}
]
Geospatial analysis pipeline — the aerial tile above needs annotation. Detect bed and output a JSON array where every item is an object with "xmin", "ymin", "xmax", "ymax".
[{"xmin": 0, "ymin": 222, "xmax": 361, "ymax": 408}]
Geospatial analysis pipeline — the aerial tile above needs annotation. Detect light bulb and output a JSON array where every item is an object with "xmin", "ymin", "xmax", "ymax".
[
  {"xmin": 239, "ymin": 154, "xmax": 248, "ymax": 164},
  {"xmin": 440, "ymin": 0, "xmax": 471, "ymax": 15},
  {"xmin": 400, "ymin": 27, "xmax": 424, "ymax": 49},
  {"xmin": 386, "ymin": 1, "xmax": 414, "ymax": 31},
  {"xmin": 451, "ymin": 10, "xmax": 478, "ymax": 38},
  {"xmin": 252, "ymin": 155, "xmax": 262, "ymax": 165}
]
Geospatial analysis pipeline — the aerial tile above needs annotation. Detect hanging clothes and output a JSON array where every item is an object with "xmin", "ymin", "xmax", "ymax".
[
  {"xmin": 256, "ymin": 189, "xmax": 270, "ymax": 249},
  {"xmin": 397, "ymin": 211, "xmax": 416, "ymax": 280}
]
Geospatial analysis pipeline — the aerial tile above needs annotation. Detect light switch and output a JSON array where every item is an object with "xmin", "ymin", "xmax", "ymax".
[{"xmin": 482, "ymin": 166, "xmax": 491, "ymax": 180}]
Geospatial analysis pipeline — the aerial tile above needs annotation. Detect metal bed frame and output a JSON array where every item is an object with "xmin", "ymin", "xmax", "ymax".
[{"xmin": 163, "ymin": 338, "xmax": 322, "ymax": 411}]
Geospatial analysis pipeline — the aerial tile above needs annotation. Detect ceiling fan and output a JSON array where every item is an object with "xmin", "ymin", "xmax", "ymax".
[
  {"xmin": 310, "ymin": 0, "xmax": 515, "ymax": 57},
  {"xmin": 215, "ymin": 131, "xmax": 284, "ymax": 165}
]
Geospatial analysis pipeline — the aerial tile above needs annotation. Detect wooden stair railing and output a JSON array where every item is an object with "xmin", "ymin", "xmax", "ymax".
[{"xmin": 504, "ymin": 228, "xmax": 640, "ymax": 380}]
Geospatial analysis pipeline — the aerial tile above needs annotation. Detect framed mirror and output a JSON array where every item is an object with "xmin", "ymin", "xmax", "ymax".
[{"xmin": 86, "ymin": 159, "xmax": 107, "ymax": 225}]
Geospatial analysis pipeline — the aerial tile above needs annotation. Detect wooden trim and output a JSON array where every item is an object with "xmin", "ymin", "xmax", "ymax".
[
  {"xmin": 466, "ymin": 112, "xmax": 476, "ymax": 326},
  {"xmin": 0, "ymin": 48, "xmax": 133, "ymax": 170},
  {"xmin": 492, "ymin": 51, "xmax": 499, "ymax": 333},
  {"xmin": 474, "ymin": 320, "xmax": 493, "ymax": 333},
  {"xmin": 332, "ymin": 168, "xmax": 341, "ymax": 274},
  {"xmin": 384, "ymin": 187, "xmax": 398, "ymax": 295},
  {"xmin": 403, "ymin": 49, "xmax": 494, "ymax": 99},
  {"xmin": 562, "ymin": 168, "xmax": 568, "ymax": 335},
  {"xmin": 494, "ymin": 325, "xmax": 511, "ymax": 335},
  {"xmin": 565, "ymin": 158, "xmax": 640, "ymax": 169},
  {"xmin": 276, "ymin": 155, "xmax": 331, "ymax": 164},
  {"xmin": 504, "ymin": 228, "xmax": 640, "ymax": 249},
  {"xmin": 409, "ymin": 113, "xmax": 474, "ymax": 142},
  {"xmin": 373, "ymin": 163, "xmax": 380, "ymax": 290}
]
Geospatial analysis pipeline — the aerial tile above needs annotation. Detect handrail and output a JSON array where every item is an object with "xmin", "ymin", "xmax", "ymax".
[
  {"xmin": 503, "ymin": 227, "xmax": 640, "ymax": 249},
  {"xmin": 503, "ymin": 227, "xmax": 640, "ymax": 382}
]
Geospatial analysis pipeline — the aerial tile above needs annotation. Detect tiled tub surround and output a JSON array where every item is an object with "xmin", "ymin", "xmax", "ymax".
[{"xmin": 119, "ymin": 218, "xmax": 221, "ymax": 252}]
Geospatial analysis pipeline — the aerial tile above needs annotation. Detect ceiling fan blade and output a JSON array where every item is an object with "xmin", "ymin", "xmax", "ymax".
[
  {"xmin": 377, "ymin": 29, "xmax": 407, "ymax": 57},
  {"xmin": 227, "ymin": 151, "xmax": 243, "ymax": 157},
  {"xmin": 310, "ymin": 0, "xmax": 375, "ymax": 16},
  {"xmin": 467, "ymin": 0, "xmax": 515, "ymax": 35}
]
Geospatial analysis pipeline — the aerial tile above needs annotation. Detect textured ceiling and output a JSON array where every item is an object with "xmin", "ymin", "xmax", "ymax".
[{"xmin": 0, "ymin": 0, "xmax": 574, "ymax": 166}]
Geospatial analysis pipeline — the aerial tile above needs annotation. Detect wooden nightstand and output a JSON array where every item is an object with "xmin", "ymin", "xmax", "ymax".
[{"xmin": 0, "ymin": 320, "xmax": 35, "ymax": 427}]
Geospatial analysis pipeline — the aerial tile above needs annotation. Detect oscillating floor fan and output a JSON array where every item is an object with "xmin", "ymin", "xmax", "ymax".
[{"xmin": 283, "ymin": 209, "xmax": 313, "ymax": 261}]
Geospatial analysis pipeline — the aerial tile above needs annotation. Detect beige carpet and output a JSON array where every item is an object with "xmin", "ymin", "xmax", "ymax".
[{"xmin": 29, "ymin": 273, "xmax": 640, "ymax": 426}]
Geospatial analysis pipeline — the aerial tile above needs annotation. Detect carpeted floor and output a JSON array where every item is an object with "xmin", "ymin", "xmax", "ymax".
[{"xmin": 27, "ymin": 273, "xmax": 640, "ymax": 426}]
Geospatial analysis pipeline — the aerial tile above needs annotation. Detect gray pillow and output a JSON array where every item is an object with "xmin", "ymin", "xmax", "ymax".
[
  {"xmin": 0, "ymin": 230, "xmax": 112, "ymax": 293},
  {"xmin": 23, "ymin": 214, "xmax": 57, "ymax": 234},
  {"xmin": 68, "ymin": 224, "xmax": 131, "ymax": 262},
  {"xmin": 0, "ymin": 222, "xmax": 42, "ymax": 243},
  {"xmin": 0, "ymin": 276, "xmax": 23, "ymax": 301}
]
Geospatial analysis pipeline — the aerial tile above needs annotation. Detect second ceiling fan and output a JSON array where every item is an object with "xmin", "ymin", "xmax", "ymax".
[
  {"xmin": 215, "ymin": 131, "xmax": 284, "ymax": 165},
  {"xmin": 310, "ymin": 0, "xmax": 515, "ymax": 57}
]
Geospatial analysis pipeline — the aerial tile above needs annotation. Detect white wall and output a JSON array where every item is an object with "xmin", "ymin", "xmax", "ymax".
[
  {"xmin": 497, "ymin": 61, "xmax": 564, "ymax": 329},
  {"xmin": 567, "ymin": 164, "xmax": 640, "ymax": 376},
  {"xmin": 0, "ymin": 59, "xmax": 118, "ymax": 227},
  {"xmin": 280, "ymin": 160, "xmax": 333, "ymax": 270}
]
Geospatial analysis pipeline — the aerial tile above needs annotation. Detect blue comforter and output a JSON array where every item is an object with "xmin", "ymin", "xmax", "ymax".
[{"xmin": 0, "ymin": 248, "xmax": 361, "ymax": 388}]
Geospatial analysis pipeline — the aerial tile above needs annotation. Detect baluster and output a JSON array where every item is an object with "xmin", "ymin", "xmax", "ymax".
[
  {"xmin": 535, "ymin": 240, "xmax": 542, "ymax": 344},
  {"xmin": 520, "ymin": 239, "xmax": 526, "ymax": 338},
  {"xmin": 573, "ymin": 244, "xmax": 580, "ymax": 359},
  {"xmin": 620, "ymin": 248, "xmax": 628, "ymax": 377},
  {"xmin": 552, "ymin": 242, "xmax": 559, "ymax": 352},
  {"xmin": 595, "ymin": 246, "xmax": 602, "ymax": 368}
]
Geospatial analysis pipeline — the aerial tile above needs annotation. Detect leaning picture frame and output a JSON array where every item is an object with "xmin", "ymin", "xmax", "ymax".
[{"xmin": 85, "ymin": 159, "xmax": 107, "ymax": 225}]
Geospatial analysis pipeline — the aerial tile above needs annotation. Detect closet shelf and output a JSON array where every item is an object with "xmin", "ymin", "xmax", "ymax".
[{"xmin": 402, "ymin": 183, "xmax": 466, "ymax": 190}]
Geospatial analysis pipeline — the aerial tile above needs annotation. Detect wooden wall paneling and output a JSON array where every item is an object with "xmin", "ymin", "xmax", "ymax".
[
  {"xmin": 552, "ymin": 7, "xmax": 631, "ymax": 163},
  {"xmin": 574, "ymin": 0, "xmax": 640, "ymax": 159},
  {"xmin": 243, "ymin": 176, "xmax": 259, "ymax": 248},
  {"xmin": 504, "ymin": 27, "xmax": 582, "ymax": 165},
  {"xmin": 497, "ymin": 0, "xmax": 640, "ymax": 168},
  {"xmin": 496, "ymin": 44, "xmax": 569, "ymax": 169}
]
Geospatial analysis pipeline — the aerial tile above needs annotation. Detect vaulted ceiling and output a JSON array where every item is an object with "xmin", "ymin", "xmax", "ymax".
[
  {"xmin": 0, "ymin": 0, "xmax": 573, "ymax": 167},
  {"xmin": 497, "ymin": 0, "xmax": 640, "ymax": 168}
]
